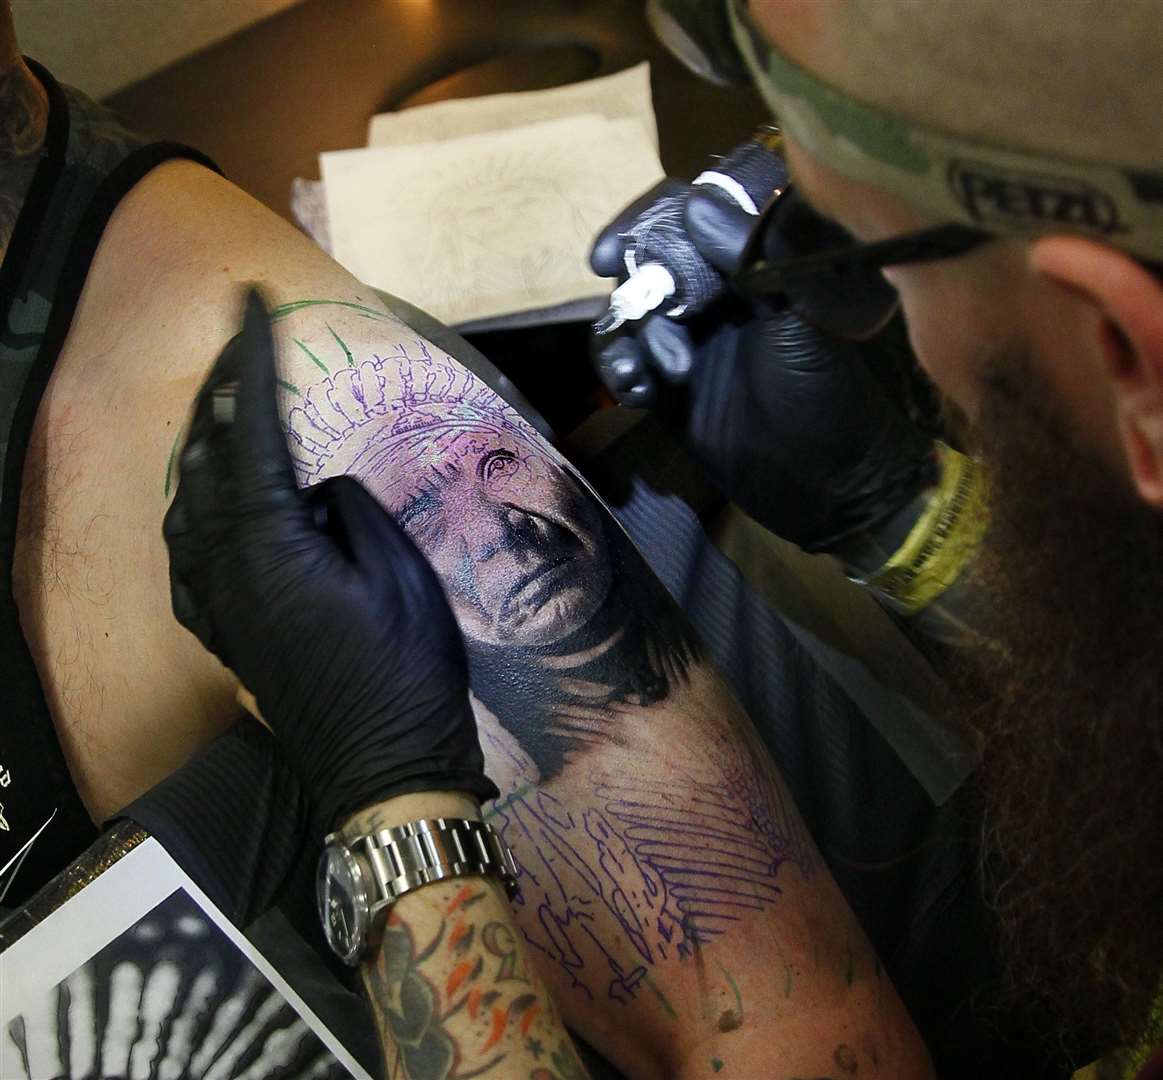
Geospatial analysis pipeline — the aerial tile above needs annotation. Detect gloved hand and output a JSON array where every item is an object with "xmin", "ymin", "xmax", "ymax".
[
  {"xmin": 590, "ymin": 185, "xmax": 937, "ymax": 552},
  {"xmin": 163, "ymin": 289, "xmax": 498, "ymax": 835}
]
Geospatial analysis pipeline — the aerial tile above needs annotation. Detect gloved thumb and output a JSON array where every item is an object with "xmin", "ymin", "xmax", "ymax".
[
  {"xmin": 306, "ymin": 475, "xmax": 452, "ymax": 623},
  {"xmin": 590, "ymin": 178, "xmax": 691, "ymax": 278},
  {"xmin": 305, "ymin": 475, "xmax": 417, "ymax": 571},
  {"xmin": 684, "ymin": 189, "xmax": 757, "ymax": 275}
]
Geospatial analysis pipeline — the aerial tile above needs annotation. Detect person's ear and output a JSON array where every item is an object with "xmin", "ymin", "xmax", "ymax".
[{"xmin": 1030, "ymin": 236, "xmax": 1163, "ymax": 508}]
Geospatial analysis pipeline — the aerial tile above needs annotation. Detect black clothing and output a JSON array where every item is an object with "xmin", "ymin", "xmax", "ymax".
[{"xmin": 0, "ymin": 59, "xmax": 216, "ymax": 903}]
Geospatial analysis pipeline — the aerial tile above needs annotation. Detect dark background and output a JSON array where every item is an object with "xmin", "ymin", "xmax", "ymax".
[{"xmin": 105, "ymin": 0, "xmax": 769, "ymax": 435}]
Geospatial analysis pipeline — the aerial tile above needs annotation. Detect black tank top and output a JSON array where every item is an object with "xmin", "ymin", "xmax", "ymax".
[{"xmin": 0, "ymin": 59, "xmax": 218, "ymax": 905}]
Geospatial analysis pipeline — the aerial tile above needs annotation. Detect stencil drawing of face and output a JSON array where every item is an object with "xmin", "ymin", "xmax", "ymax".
[{"xmin": 372, "ymin": 425, "xmax": 612, "ymax": 648}]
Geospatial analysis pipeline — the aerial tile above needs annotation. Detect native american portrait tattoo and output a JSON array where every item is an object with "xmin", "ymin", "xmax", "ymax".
[
  {"xmin": 276, "ymin": 302, "xmax": 699, "ymax": 780},
  {"xmin": 260, "ymin": 300, "xmax": 813, "ymax": 1004}
]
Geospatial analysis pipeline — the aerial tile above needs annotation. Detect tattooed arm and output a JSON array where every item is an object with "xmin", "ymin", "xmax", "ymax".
[
  {"xmin": 251, "ymin": 295, "xmax": 931, "ymax": 1079},
  {"xmin": 18, "ymin": 163, "xmax": 933, "ymax": 1077},
  {"xmin": 343, "ymin": 792, "xmax": 590, "ymax": 1080}
]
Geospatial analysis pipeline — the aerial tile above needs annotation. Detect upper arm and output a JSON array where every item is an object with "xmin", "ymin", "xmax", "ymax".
[
  {"xmin": 44, "ymin": 161, "xmax": 932, "ymax": 1078},
  {"xmin": 274, "ymin": 301, "xmax": 931, "ymax": 1079}
]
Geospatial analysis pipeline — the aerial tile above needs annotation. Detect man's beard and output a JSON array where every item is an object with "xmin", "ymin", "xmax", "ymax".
[{"xmin": 948, "ymin": 343, "xmax": 1163, "ymax": 1055}]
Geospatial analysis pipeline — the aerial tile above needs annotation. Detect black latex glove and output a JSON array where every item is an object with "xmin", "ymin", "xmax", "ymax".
[
  {"xmin": 163, "ymin": 289, "xmax": 498, "ymax": 835},
  {"xmin": 590, "ymin": 186, "xmax": 936, "ymax": 552}
]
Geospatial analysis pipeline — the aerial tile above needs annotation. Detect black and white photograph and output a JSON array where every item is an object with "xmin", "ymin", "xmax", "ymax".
[
  {"xmin": 1, "ymin": 841, "xmax": 365, "ymax": 1080},
  {"xmin": 5, "ymin": 889, "xmax": 349, "ymax": 1080}
]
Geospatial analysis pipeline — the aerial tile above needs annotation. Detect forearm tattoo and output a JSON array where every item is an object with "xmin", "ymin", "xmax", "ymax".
[
  {"xmin": 359, "ymin": 880, "xmax": 587, "ymax": 1080},
  {"xmin": 265, "ymin": 300, "xmax": 815, "ymax": 1007}
]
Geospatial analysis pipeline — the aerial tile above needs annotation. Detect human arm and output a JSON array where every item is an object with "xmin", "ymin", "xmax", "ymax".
[
  {"xmin": 23, "ymin": 160, "xmax": 933, "ymax": 1077},
  {"xmin": 163, "ymin": 300, "xmax": 589, "ymax": 1077},
  {"xmin": 192, "ymin": 286, "xmax": 930, "ymax": 1077},
  {"xmin": 141, "ymin": 690, "xmax": 591, "ymax": 1080},
  {"xmin": 342, "ymin": 792, "xmax": 590, "ymax": 1080}
]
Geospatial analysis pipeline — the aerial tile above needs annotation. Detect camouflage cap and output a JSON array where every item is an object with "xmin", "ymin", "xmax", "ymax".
[{"xmin": 727, "ymin": 0, "xmax": 1163, "ymax": 263}]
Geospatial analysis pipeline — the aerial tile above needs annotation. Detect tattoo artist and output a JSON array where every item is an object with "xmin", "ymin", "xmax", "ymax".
[
  {"xmin": 151, "ymin": 289, "xmax": 594, "ymax": 1079},
  {"xmin": 589, "ymin": 154, "xmax": 986, "ymax": 651}
]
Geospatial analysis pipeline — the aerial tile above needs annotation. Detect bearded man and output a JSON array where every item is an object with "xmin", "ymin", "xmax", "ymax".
[{"xmin": 591, "ymin": 0, "xmax": 1163, "ymax": 1074}]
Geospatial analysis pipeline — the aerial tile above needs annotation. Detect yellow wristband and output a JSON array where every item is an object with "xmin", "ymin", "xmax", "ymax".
[{"xmin": 858, "ymin": 444, "xmax": 990, "ymax": 615}]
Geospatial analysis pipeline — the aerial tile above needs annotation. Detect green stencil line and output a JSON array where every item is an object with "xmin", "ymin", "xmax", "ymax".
[
  {"xmin": 292, "ymin": 338, "xmax": 329, "ymax": 375},
  {"xmin": 481, "ymin": 783, "xmax": 538, "ymax": 822},
  {"xmin": 768, "ymin": 934, "xmax": 794, "ymax": 998},
  {"xmin": 716, "ymin": 961, "xmax": 745, "ymax": 1016},
  {"xmin": 644, "ymin": 974, "xmax": 677, "ymax": 1020},
  {"xmin": 163, "ymin": 429, "xmax": 182, "ymax": 498},
  {"xmin": 327, "ymin": 323, "xmax": 355, "ymax": 367},
  {"xmin": 270, "ymin": 299, "xmax": 388, "ymax": 322}
]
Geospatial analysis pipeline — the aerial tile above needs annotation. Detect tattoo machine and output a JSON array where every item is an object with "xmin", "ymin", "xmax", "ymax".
[{"xmin": 593, "ymin": 125, "xmax": 787, "ymax": 335}]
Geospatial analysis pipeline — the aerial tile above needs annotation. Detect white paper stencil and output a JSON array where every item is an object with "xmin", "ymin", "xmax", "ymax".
[{"xmin": 322, "ymin": 113, "xmax": 664, "ymax": 327}]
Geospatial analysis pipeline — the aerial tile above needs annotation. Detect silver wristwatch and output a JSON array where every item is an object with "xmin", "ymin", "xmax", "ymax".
[{"xmin": 316, "ymin": 817, "xmax": 519, "ymax": 966}]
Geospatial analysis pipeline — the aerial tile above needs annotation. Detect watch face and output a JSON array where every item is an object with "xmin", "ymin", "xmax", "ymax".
[{"xmin": 317, "ymin": 846, "xmax": 368, "ymax": 966}]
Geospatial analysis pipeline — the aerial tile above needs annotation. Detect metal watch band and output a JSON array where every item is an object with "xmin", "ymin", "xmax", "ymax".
[{"xmin": 340, "ymin": 817, "xmax": 519, "ymax": 912}]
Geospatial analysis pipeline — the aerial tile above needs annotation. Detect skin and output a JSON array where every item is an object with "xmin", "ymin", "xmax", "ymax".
[
  {"xmin": 8, "ymin": 161, "xmax": 933, "ymax": 1077},
  {"xmin": 750, "ymin": 1, "xmax": 1163, "ymax": 511},
  {"xmin": 374, "ymin": 424, "xmax": 611, "ymax": 648},
  {"xmin": 252, "ymin": 295, "xmax": 927, "ymax": 1078},
  {"xmin": 340, "ymin": 790, "xmax": 594, "ymax": 1080},
  {"xmin": 1, "ymin": 25, "xmax": 933, "ymax": 1079}
]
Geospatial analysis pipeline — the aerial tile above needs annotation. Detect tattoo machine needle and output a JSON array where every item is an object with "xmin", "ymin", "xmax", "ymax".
[{"xmin": 593, "ymin": 126, "xmax": 788, "ymax": 335}]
